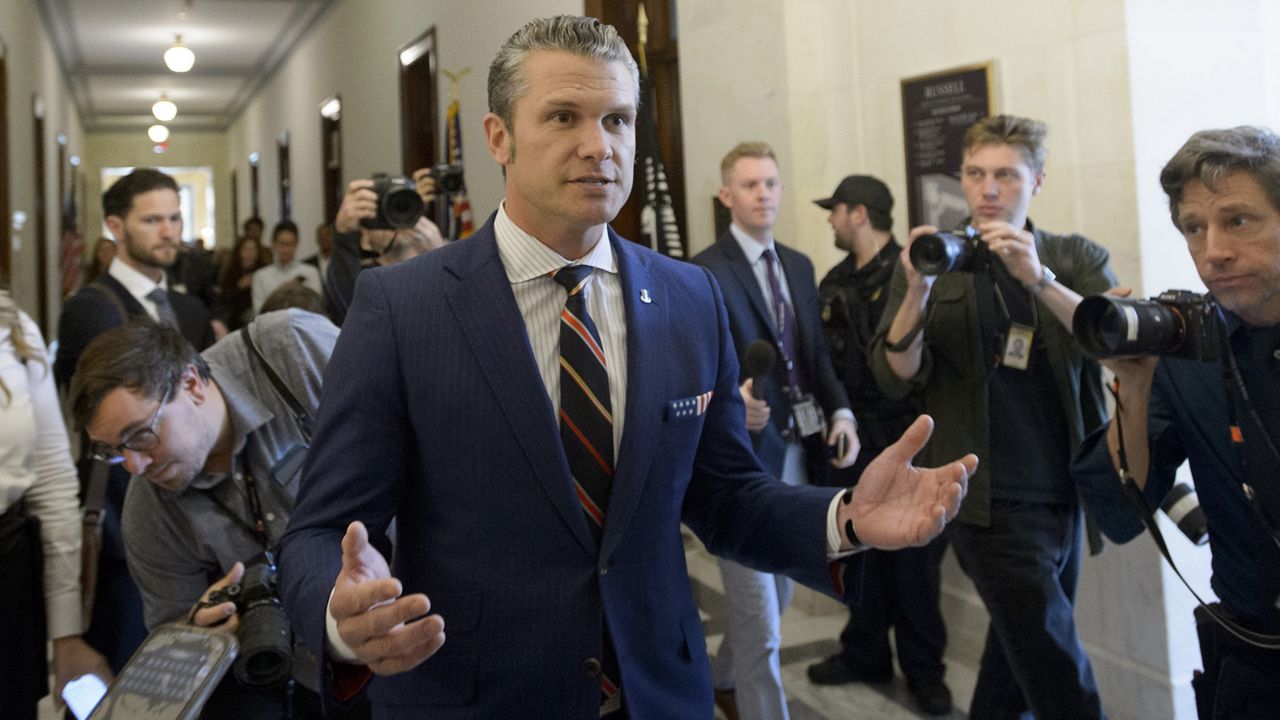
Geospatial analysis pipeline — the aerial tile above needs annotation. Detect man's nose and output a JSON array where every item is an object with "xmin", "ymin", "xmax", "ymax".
[
  {"xmin": 578, "ymin": 123, "xmax": 614, "ymax": 162},
  {"xmin": 1202, "ymin": 226, "xmax": 1236, "ymax": 264},
  {"xmin": 982, "ymin": 177, "xmax": 999, "ymax": 197},
  {"xmin": 122, "ymin": 448, "xmax": 151, "ymax": 475}
]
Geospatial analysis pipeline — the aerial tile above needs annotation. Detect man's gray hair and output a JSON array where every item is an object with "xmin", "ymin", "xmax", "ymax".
[
  {"xmin": 1160, "ymin": 126, "xmax": 1280, "ymax": 230},
  {"xmin": 488, "ymin": 15, "xmax": 639, "ymax": 130}
]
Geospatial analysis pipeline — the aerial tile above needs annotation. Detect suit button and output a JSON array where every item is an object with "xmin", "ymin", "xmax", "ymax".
[
  {"xmin": 599, "ymin": 565, "xmax": 609, "ymax": 575},
  {"xmin": 582, "ymin": 658, "xmax": 602, "ymax": 678}
]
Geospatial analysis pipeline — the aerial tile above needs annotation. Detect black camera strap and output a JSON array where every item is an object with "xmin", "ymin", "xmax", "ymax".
[
  {"xmin": 1213, "ymin": 305, "xmax": 1280, "ymax": 551},
  {"xmin": 203, "ymin": 464, "xmax": 272, "ymax": 551},
  {"xmin": 1109, "ymin": 375, "xmax": 1280, "ymax": 649}
]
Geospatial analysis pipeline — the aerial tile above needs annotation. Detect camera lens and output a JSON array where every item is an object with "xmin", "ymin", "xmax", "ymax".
[
  {"xmin": 382, "ymin": 187, "xmax": 424, "ymax": 229},
  {"xmin": 1073, "ymin": 296, "xmax": 1187, "ymax": 358},
  {"xmin": 909, "ymin": 232, "xmax": 972, "ymax": 275},
  {"xmin": 234, "ymin": 600, "xmax": 293, "ymax": 687}
]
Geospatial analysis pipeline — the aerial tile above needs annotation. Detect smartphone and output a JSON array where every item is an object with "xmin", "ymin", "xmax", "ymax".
[
  {"xmin": 63, "ymin": 673, "xmax": 108, "ymax": 720},
  {"xmin": 89, "ymin": 623, "xmax": 238, "ymax": 720},
  {"xmin": 836, "ymin": 434, "xmax": 848, "ymax": 460}
]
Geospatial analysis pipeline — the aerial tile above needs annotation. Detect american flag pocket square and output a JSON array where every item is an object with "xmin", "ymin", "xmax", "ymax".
[{"xmin": 664, "ymin": 391, "xmax": 714, "ymax": 421}]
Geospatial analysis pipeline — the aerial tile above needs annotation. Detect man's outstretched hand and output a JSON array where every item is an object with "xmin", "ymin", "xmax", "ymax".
[
  {"xmin": 839, "ymin": 415, "xmax": 975, "ymax": 550},
  {"xmin": 329, "ymin": 521, "xmax": 446, "ymax": 675}
]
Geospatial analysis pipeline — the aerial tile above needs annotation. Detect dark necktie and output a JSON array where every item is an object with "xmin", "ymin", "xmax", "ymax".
[
  {"xmin": 762, "ymin": 248, "xmax": 804, "ymax": 393},
  {"xmin": 147, "ymin": 288, "xmax": 180, "ymax": 329},
  {"xmin": 553, "ymin": 264, "xmax": 614, "ymax": 541},
  {"xmin": 552, "ymin": 265, "xmax": 623, "ymax": 716}
]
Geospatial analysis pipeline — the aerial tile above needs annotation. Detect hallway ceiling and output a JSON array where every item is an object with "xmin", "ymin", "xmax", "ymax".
[{"xmin": 39, "ymin": 0, "xmax": 336, "ymax": 133}]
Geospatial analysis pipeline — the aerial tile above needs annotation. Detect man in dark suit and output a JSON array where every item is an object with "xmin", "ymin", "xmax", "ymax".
[
  {"xmin": 691, "ymin": 142, "xmax": 858, "ymax": 720},
  {"xmin": 55, "ymin": 167, "xmax": 214, "ymax": 674},
  {"xmin": 277, "ymin": 16, "xmax": 974, "ymax": 719}
]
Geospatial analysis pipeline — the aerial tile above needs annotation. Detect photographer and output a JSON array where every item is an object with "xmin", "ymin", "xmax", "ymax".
[
  {"xmin": 67, "ymin": 309, "xmax": 339, "ymax": 718},
  {"xmin": 1072, "ymin": 126, "xmax": 1280, "ymax": 719},
  {"xmin": 252, "ymin": 221, "xmax": 322, "ymax": 314},
  {"xmin": 324, "ymin": 168, "xmax": 446, "ymax": 324},
  {"xmin": 870, "ymin": 115, "xmax": 1117, "ymax": 719}
]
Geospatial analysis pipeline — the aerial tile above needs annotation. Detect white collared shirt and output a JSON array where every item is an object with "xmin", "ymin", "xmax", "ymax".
[
  {"xmin": 107, "ymin": 256, "xmax": 168, "ymax": 323},
  {"xmin": 494, "ymin": 203, "xmax": 627, "ymax": 454}
]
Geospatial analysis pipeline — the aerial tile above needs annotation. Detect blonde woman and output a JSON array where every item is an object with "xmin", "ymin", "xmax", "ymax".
[{"xmin": 0, "ymin": 291, "xmax": 111, "ymax": 717}]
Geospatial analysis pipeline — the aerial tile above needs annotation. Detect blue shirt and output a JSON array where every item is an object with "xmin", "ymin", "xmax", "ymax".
[{"xmin": 1073, "ymin": 310, "xmax": 1280, "ymax": 631}]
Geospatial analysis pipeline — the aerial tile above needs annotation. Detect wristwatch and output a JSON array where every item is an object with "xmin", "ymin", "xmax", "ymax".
[{"xmin": 1027, "ymin": 265, "xmax": 1056, "ymax": 294}]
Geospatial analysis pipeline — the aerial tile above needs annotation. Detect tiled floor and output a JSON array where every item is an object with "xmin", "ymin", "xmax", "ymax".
[
  {"xmin": 41, "ymin": 534, "xmax": 979, "ymax": 720},
  {"xmin": 685, "ymin": 529, "xmax": 976, "ymax": 720}
]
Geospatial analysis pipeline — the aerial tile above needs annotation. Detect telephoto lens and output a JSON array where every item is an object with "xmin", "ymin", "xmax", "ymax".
[
  {"xmin": 1072, "ymin": 290, "xmax": 1219, "ymax": 361},
  {"xmin": 1161, "ymin": 482, "xmax": 1209, "ymax": 546}
]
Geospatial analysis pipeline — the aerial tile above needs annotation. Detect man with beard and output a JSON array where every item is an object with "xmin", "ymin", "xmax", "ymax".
[
  {"xmin": 56, "ymin": 167, "xmax": 215, "ymax": 675},
  {"xmin": 807, "ymin": 175, "xmax": 951, "ymax": 715}
]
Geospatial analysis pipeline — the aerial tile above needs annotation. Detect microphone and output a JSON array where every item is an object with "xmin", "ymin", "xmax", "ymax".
[{"xmin": 743, "ymin": 340, "xmax": 776, "ymax": 400}]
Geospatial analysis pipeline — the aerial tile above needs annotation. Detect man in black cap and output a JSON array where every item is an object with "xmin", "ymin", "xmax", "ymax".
[{"xmin": 807, "ymin": 176, "xmax": 952, "ymax": 715}]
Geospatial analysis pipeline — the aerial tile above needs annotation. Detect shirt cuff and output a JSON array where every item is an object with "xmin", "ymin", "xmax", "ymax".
[
  {"xmin": 830, "ymin": 408, "xmax": 855, "ymax": 427},
  {"xmin": 825, "ymin": 491, "xmax": 864, "ymax": 559},
  {"xmin": 326, "ymin": 587, "xmax": 361, "ymax": 663}
]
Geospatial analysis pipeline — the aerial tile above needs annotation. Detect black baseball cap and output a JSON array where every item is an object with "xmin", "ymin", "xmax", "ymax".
[{"xmin": 813, "ymin": 175, "xmax": 894, "ymax": 213}]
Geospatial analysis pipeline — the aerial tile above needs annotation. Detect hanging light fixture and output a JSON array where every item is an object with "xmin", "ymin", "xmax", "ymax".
[
  {"xmin": 152, "ymin": 93, "xmax": 177, "ymax": 122},
  {"xmin": 148, "ymin": 124, "xmax": 171, "ymax": 143},
  {"xmin": 164, "ymin": 34, "xmax": 195, "ymax": 73}
]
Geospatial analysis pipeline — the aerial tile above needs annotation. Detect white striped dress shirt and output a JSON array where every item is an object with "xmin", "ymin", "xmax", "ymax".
[{"xmin": 494, "ymin": 204, "xmax": 628, "ymax": 455}]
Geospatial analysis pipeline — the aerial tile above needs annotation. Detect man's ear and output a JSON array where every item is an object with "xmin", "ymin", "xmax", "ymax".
[
  {"xmin": 484, "ymin": 112, "xmax": 512, "ymax": 167},
  {"xmin": 717, "ymin": 185, "xmax": 732, "ymax": 210},
  {"xmin": 1031, "ymin": 169, "xmax": 1047, "ymax": 196},
  {"xmin": 104, "ymin": 214, "xmax": 125, "ymax": 242},
  {"xmin": 182, "ymin": 365, "xmax": 209, "ymax": 405}
]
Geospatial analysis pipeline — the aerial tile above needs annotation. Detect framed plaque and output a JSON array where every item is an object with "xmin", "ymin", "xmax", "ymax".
[{"xmin": 900, "ymin": 63, "xmax": 996, "ymax": 229}]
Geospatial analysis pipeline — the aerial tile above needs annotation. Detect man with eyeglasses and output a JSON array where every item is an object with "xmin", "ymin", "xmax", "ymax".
[{"xmin": 67, "ymin": 309, "xmax": 339, "ymax": 718}]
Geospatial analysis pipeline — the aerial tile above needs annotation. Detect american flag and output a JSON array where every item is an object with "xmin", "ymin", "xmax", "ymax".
[
  {"xmin": 636, "ymin": 69, "xmax": 684, "ymax": 258},
  {"xmin": 445, "ymin": 97, "xmax": 474, "ymax": 241}
]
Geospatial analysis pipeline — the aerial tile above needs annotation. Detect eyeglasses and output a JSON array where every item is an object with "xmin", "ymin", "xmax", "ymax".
[{"xmin": 89, "ymin": 386, "xmax": 173, "ymax": 465}]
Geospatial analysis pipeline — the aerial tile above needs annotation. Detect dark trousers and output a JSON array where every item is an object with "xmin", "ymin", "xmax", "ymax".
[
  {"xmin": 1192, "ymin": 603, "xmax": 1280, "ymax": 720},
  {"xmin": 834, "ymin": 446, "xmax": 948, "ymax": 686},
  {"xmin": 948, "ymin": 500, "xmax": 1105, "ymax": 720},
  {"xmin": 0, "ymin": 504, "xmax": 47, "ymax": 720}
]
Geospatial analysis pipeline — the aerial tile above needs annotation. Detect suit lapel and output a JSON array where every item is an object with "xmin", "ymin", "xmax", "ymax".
[
  {"xmin": 718, "ymin": 235, "xmax": 780, "ymax": 344},
  {"xmin": 776, "ymin": 245, "xmax": 814, "ymax": 367},
  {"xmin": 601, "ymin": 232, "xmax": 663, "ymax": 562},
  {"xmin": 443, "ymin": 224, "xmax": 596, "ymax": 556}
]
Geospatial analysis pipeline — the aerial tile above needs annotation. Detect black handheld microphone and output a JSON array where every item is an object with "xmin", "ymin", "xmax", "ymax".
[{"xmin": 743, "ymin": 340, "xmax": 776, "ymax": 400}]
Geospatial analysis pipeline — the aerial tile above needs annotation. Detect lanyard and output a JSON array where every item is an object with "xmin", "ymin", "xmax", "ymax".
[{"xmin": 202, "ymin": 448, "xmax": 271, "ymax": 551}]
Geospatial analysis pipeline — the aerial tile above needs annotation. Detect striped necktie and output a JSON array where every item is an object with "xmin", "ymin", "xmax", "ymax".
[
  {"xmin": 553, "ymin": 264, "xmax": 614, "ymax": 543},
  {"xmin": 553, "ymin": 264, "xmax": 625, "ymax": 716}
]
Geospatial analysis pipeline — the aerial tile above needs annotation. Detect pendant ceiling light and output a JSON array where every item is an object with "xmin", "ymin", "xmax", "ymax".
[
  {"xmin": 164, "ymin": 35, "xmax": 195, "ymax": 73},
  {"xmin": 152, "ymin": 94, "xmax": 177, "ymax": 122},
  {"xmin": 148, "ymin": 124, "xmax": 171, "ymax": 143}
]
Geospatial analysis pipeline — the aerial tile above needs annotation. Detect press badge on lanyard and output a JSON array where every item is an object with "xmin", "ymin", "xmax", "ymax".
[{"xmin": 791, "ymin": 395, "xmax": 826, "ymax": 438}]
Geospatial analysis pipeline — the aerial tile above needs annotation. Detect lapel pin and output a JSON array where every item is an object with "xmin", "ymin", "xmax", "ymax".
[{"xmin": 640, "ymin": 289, "xmax": 652, "ymax": 304}]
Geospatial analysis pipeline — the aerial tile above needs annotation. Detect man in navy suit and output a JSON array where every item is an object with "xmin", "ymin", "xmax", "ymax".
[
  {"xmin": 278, "ymin": 16, "xmax": 974, "ymax": 719},
  {"xmin": 56, "ymin": 168, "xmax": 214, "ymax": 676},
  {"xmin": 692, "ymin": 142, "xmax": 858, "ymax": 720}
]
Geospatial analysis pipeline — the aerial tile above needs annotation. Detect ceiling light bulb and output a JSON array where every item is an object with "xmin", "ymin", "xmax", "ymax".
[
  {"xmin": 164, "ymin": 35, "xmax": 195, "ymax": 73},
  {"xmin": 148, "ymin": 124, "xmax": 171, "ymax": 143},
  {"xmin": 152, "ymin": 96, "xmax": 177, "ymax": 122}
]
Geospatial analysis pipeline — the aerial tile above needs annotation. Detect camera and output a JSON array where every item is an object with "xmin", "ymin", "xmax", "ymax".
[
  {"xmin": 361, "ymin": 173, "xmax": 424, "ymax": 230},
  {"xmin": 909, "ymin": 225, "xmax": 988, "ymax": 275},
  {"xmin": 205, "ymin": 551, "xmax": 292, "ymax": 687},
  {"xmin": 429, "ymin": 163, "xmax": 465, "ymax": 195},
  {"xmin": 1072, "ymin": 290, "xmax": 1220, "ymax": 361}
]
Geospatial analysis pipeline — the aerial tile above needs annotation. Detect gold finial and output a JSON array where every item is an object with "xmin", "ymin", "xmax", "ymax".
[{"xmin": 442, "ymin": 67, "xmax": 471, "ymax": 103}]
